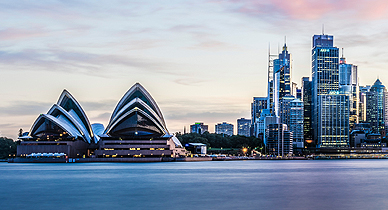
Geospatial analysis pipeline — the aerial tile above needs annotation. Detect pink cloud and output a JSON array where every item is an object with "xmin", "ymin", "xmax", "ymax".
[
  {"xmin": 220, "ymin": 0, "xmax": 388, "ymax": 20},
  {"xmin": 0, "ymin": 28, "xmax": 49, "ymax": 41}
]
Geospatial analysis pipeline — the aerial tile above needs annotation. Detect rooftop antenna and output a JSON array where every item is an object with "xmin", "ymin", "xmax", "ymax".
[
  {"xmin": 268, "ymin": 42, "xmax": 271, "ymax": 56},
  {"xmin": 342, "ymin": 48, "xmax": 344, "ymax": 58},
  {"xmin": 322, "ymin": 24, "xmax": 325, "ymax": 35}
]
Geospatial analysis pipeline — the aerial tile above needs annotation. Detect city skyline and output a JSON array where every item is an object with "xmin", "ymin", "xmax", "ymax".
[{"xmin": 1, "ymin": 1, "xmax": 388, "ymax": 139}]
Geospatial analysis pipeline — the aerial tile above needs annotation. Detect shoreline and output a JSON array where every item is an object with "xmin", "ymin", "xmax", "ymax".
[{"xmin": 7, "ymin": 155, "xmax": 388, "ymax": 163}]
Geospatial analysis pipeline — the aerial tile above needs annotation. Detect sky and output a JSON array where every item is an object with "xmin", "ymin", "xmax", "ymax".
[{"xmin": 1, "ymin": 0, "xmax": 388, "ymax": 139}]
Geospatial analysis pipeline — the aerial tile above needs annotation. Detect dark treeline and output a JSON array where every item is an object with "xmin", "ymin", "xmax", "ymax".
[
  {"xmin": 0, "ymin": 137, "xmax": 19, "ymax": 159},
  {"xmin": 176, "ymin": 132, "xmax": 264, "ymax": 149}
]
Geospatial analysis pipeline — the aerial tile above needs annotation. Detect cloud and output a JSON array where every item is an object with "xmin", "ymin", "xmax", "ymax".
[
  {"xmin": 173, "ymin": 77, "xmax": 208, "ymax": 86},
  {"xmin": 81, "ymin": 100, "xmax": 117, "ymax": 111},
  {"xmin": 190, "ymin": 40, "xmax": 238, "ymax": 50},
  {"xmin": 0, "ymin": 49, "xmax": 182, "ymax": 77},
  {"xmin": 220, "ymin": 0, "xmax": 388, "ymax": 21},
  {"xmin": 166, "ymin": 111, "xmax": 246, "ymax": 121},
  {"xmin": 0, "ymin": 101, "xmax": 52, "ymax": 116}
]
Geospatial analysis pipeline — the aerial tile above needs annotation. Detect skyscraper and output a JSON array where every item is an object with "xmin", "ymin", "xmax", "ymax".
[
  {"xmin": 366, "ymin": 79, "xmax": 386, "ymax": 134},
  {"xmin": 251, "ymin": 97, "xmax": 268, "ymax": 136},
  {"xmin": 279, "ymin": 94, "xmax": 296, "ymax": 126},
  {"xmin": 359, "ymin": 86, "xmax": 371, "ymax": 122},
  {"xmin": 317, "ymin": 92, "xmax": 349, "ymax": 148},
  {"xmin": 273, "ymin": 43, "xmax": 292, "ymax": 116},
  {"xmin": 302, "ymin": 77, "xmax": 313, "ymax": 147},
  {"xmin": 266, "ymin": 123, "xmax": 293, "ymax": 157},
  {"xmin": 289, "ymin": 99, "xmax": 304, "ymax": 149},
  {"xmin": 279, "ymin": 95, "xmax": 304, "ymax": 149},
  {"xmin": 312, "ymin": 34, "xmax": 339, "ymax": 143},
  {"xmin": 237, "ymin": 118, "xmax": 251, "ymax": 137},
  {"xmin": 339, "ymin": 53, "xmax": 359, "ymax": 129}
]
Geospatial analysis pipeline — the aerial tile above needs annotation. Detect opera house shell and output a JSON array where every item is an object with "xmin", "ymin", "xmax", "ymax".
[{"xmin": 17, "ymin": 83, "xmax": 186, "ymax": 161}]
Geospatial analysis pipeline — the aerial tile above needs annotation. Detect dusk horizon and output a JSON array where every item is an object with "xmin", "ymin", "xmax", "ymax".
[{"xmin": 1, "ymin": 0, "xmax": 388, "ymax": 139}]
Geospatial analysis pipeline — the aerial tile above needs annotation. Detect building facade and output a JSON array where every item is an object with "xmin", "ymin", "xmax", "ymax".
[
  {"xmin": 339, "ymin": 55, "xmax": 359, "ymax": 129},
  {"xmin": 215, "ymin": 122, "xmax": 234, "ymax": 136},
  {"xmin": 317, "ymin": 93, "xmax": 349, "ymax": 148},
  {"xmin": 190, "ymin": 123, "xmax": 209, "ymax": 134},
  {"xmin": 312, "ymin": 34, "xmax": 339, "ymax": 144},
  {"xmin": 289, "ymin": 99, "xmax": 304, "ymax": 149},
  {"xmin": 266, "ymin": 123, "xmax": 293, "ymax": 157},
  {"xmin": 251, "ymin": 97, "xmax": 268, "ymax": 136},
  {"xmin": 366, "ymin": 79, "xmax": 386, "ymax": 134},
  {"xmin": 302, "ymin": 77, "xmax": 313, "ymax": 147},
  {"xmin": 237, "ymin": 118, "xmax": 251, "ymax": 137}
]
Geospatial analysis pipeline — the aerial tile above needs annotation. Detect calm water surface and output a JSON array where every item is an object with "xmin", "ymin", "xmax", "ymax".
[{"xmin": 1, "ymin": 160, "xmax": 387, "ymax": 210}]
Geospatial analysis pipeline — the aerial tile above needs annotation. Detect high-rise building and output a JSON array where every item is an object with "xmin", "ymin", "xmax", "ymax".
[
  {"xmin": 289, "ymin": 99, "xmax": 304, "ymax": 149},
  {"xmin": 312, "ymin": 34, "xmax": 339, "ymax": 143},
  {"xmin": 296, "ymin": 88, "xmax": 302, "ymax": 100},
  {"xmin": 366, "ymin": 79, "xmax": 386, "ymax": 134},
  {"xmin": 251, "ymin": 97, "xmax": 268, "ymax": 136},
  {"xmin": 302, "ymin": 77, "xmax": 313, "ymax": 147},
  {"xmin": 279, "ymin": 94, "xmax": 296, "ymax": 126},
  {"xmin": 255, "ymin": 109, "xmax": 277, "ymax": 140},
  {"xmin": 279, "ymin": 95, "xmax": 304, "ymax": 149},
  {"xmin": 237, "ymin": 118, "xmax": 251, "ymax": 137},
  {"xmin": 190, "ymin": 123, "xmax": 208, "ymax": 134},
  {"xmin": 215, "ymin": 122, "xmax": 234, "ymax": 136},
  {"xmin": 339, "ymin": 53, "xmax": 359, "ymax": 129},
  {"xmin": 273, "ymin": 43, "xmax": 292, "ymax": 116},
  {"xmin": 359, "ymin": 86, "xmax": 371, "ymax": 122},
  {"xmin": 266, "ymin": 123, "xmax": 293, "ymax": 157},
  {"xmin": 317, "ymin": 93, "xmax": 349, "ymax": 148},
  {"xmin": 291, "ymin": 82, "xmax": 297, "ymax": 98}
]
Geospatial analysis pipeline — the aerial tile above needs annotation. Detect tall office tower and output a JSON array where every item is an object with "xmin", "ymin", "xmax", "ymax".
[
  {"xmin": 251, "ymin": 97, "xmax": 268, "ymax": 136},
  {"xmin": 296, "ymin": 88, "xmax": 302, "ymax": 100},
  {"xmin": 237, "ymin": 118, "xmax": 251, "ymax": 137},
  {"xmin": 256, "ymin": 109, "xmax": 278, "ymax": 140},
  {"xmin": 291, "ymin": 82, "xmax": 297, "ymax": 97},
  {"xmin": 190, "ymin": 122, "xmax": 208, "ymax": 134},
  {"xmin": 339, "ymin": 53, "xmax": 359, "ymax": 129},
  {"xmin": 267, "ymin": 49, "xmax": 279, "ymax": 114},
  {"xmin": 289, "ymin": 99, "xmax": 304, "ymax": 149},
  {"xmin": 366, "ymin": 79, "xmax": 386, "ymax": 134},
  {"xmin": 359, "ymin": 86, "xmax": 371, "ymax": 122},
  {"xmin": 215, "ymin": 122, "xmax": 234, "ymax": 136},
  {"xmin": 266, "ymin": 123, "xmax": 293, "ymax": 156},
  {"xmin": 312, "ymin": 34, "xmax": 339, "ymax": 143},
  {"xmin": 302, "ymin": 77, "xmax": 313, "ymax": 147},
  {"xmin": 279, "ymin": 95, "xmax": 304, "ymax": 149},
  {"xmin": 273, "ymin": 43, "xmax": 292, "ymax": 116},
  {"xmin": 385, "ymin": 92, "xmax": 388, "ymax": 135},
  {"xmin": 317, "ymin": 93, "xmax": 349, "ymax": 148},
  {"xmin": 279, "ymin": 94, "xmax": 296, "ymax": 126}
]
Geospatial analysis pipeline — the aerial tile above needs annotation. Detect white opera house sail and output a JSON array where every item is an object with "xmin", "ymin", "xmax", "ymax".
[{"xmin": 17, "ymin": 83, "xmax": 186, "ymax": 160}]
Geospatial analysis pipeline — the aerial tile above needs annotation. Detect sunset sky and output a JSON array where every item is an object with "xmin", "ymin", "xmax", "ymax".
[{"xmin": 1, "ymin": 0, "xmax": 388, "ymax": 139}]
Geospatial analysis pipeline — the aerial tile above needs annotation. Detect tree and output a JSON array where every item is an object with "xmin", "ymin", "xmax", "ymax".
[
  {"xmin": 176, "ymin": 132, "xmax": 263, "ymax": 151},
  {"xmin": 18, "ymin": 128, "xmax": 23, "ymax": 137},
  {"xmin": 0, "ymin": 137, "xmax": 18, "ymax": 159}
]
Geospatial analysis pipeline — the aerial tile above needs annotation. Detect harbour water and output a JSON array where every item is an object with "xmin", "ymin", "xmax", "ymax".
[{"xmin": 1, "ymin": 160, "xmax": 388, "ymax": 210}]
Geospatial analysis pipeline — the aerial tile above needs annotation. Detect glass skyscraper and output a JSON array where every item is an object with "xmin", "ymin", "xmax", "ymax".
[
  {"xmin": 339, "ymin": 55, "xmax": 359, "ymax": 129},
  {"xmin": 366, "ymin": 79, "xmax": 386, "ymax": 134},
  {"xmin": 311, "ymin": 34, "xmax": 339, "ymax": 144},
  {"xmin": 317, "ymin": 93, "xmax": 349, "ymax": 148},
  {"xmin": 302, "ymin": 77, "xmax": 313, "ymax": 147}
]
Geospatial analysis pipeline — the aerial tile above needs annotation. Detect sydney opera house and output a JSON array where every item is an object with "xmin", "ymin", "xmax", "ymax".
[{"xmin": 17, "ymin": 83, "xmax": 187, "ymax": 162}]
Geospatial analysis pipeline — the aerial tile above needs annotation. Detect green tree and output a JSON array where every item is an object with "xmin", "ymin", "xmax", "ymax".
[
  {"xmin": 0, "ymin": 137, "xmax": 18, "ymax": 159},
  {"xmin": 18, "ymin": 128, "xmax": 23, "ymax": 137}
]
